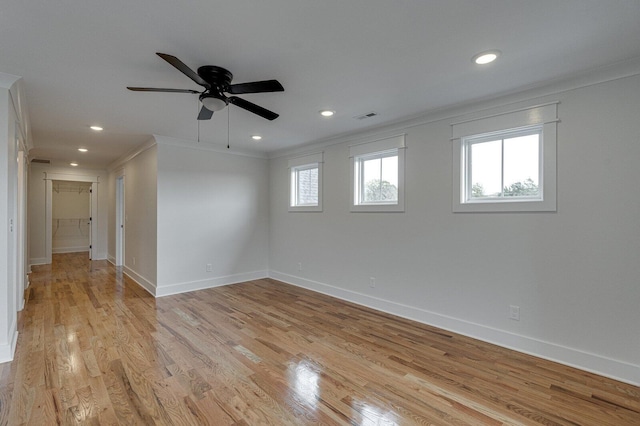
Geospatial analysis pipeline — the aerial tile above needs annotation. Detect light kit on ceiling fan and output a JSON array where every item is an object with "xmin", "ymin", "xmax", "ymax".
[
  {"xmin": 199, "ymin": 93, "xmax": 228, "ymax": 112},
  {"xmin": 127, "ymin": 53, "xmax": 284, "ymax": 121}
]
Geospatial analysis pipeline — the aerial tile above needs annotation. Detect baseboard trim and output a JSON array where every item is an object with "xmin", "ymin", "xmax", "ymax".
[
  {"xmin": 52, "ymin": 247, "xmax": 89, "ymax": 254},
  {"xmin": 156, "ymin": 270, "xmax": 269, "ymax": 298},
  {"xmin": 122, "ymin": 266, "xmax": 157, "ymax": 296},
  {"xmin": 92, "ymin": 252, "xmax": 108, "ymax": 261},
  {"xmin": 29, "ymin": 257, "xmax": 48, "ymax": 267},
  {"xmin": 0, "ymin": 329, "xmax": 18, "ymax": 363},
  {"xmin": 269, "ymin": 270, "xmax": 640, "ymax": 387}
]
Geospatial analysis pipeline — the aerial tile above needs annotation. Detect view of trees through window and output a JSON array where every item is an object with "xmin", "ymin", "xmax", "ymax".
[
  {"xmin": 296, "ymin": 167, "xmax": 319, "ymax": 205},
  {"xmin": 360, "ymin": 153, "xmax": 398, "ymax": 203},
  {"xmin": 365, "ymin": 179, "xmax": 398, "ymax": 202},
  {"xmin": 469, "ymin": 131, "xmax": 540, "ymax": 199},
  {"xmin": 472, "ymin": 178, "xmax": 539, "ymax": 198}
]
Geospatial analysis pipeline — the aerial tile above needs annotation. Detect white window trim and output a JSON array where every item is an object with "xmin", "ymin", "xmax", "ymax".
[
  {"xmin": 350, "ymin": 135, "xmax": 406, "ymax": 213},
  {"xmin": 288, "ymin": 152, "xmax": 323, "ymax": 212},
  {"xmin": 452, "ymin": 103, "xmax": 557, "ymax": 213}
]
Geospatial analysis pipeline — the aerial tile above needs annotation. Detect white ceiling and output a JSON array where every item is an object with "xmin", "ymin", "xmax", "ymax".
[{"xmin": 2, "ymin": 0, "xmax": 640, "ymax": 168}]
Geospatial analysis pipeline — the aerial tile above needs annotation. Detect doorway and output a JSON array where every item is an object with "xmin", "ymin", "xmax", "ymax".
[
  {"xmin": 51, "ymin": 180, "xmax": 92, "ymax": 256},
  {"xmin": 44, "ymin": 173, "xmax": 99, "ymax": 264}
]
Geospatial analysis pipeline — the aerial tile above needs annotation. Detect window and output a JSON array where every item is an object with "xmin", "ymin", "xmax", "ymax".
[
  {"xmin": 453, "ymin": 103, "xmax": 557, "ymax": 212},
  {"xmin": 350, "ymin": 135, "xmax": 405, "ymax": 212},
  {"xmin": 465, "ymin": 126, "xmax": 541, "ymax": 201},
  {"xmin": 288, "ymin": 152, "xmax": 323, "ymax": 212}
]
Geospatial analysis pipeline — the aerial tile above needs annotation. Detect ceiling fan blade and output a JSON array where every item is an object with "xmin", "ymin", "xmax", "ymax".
[
  {"xmin": 229, "ymin": 96, "xmax": 279, "ymax": 120},
  {"xmin": 227, "ymin": 80, "xmax": 284, "ymax": 94},
  {"xmin": 127, "ymin": 87, "xmax": 200, "ymax": 94},
  {"xmin": 156, "ymin": 53, "xmax": 210, "ymax": 88},
  {"xmin": 197, "ymin": 106, "xmax": 214, "ymax": 120}
]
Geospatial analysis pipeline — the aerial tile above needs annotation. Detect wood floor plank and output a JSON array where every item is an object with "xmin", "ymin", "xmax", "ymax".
[{"xmin": 0, "ymin": 252, "xmax": 638, "ymax": 425}]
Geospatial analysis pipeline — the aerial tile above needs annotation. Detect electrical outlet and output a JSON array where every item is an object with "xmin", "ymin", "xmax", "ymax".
[
  {"xmin": 370, "ymin": 277, "xmax": 376, "ymax": 288},
  {"xmin": 298, "ymin": 263, "xmax": 302, "ymax": 271},
  {"xmin": 509, "ymin": 305, "xmax": 520, "ymax": 321},
  {"xmin": 132, "ymin": 257, "xmax": 136, "ymax": 266},
  {"xmin": 206, "ymin": 263, "xmax": 212, "ymax": 272}
]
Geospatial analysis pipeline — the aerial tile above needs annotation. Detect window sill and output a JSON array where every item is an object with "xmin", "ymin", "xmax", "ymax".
[
  {"xmin": 453, "ymin": 197, "xmax": 556, "ymax": 213},
  {"xmin": 350, "ymin": 203, "xmax": 404, "ymax": 213},
  {"xmin": 289, "ymin": 205, "xmax": 323, "ymax": 212}
]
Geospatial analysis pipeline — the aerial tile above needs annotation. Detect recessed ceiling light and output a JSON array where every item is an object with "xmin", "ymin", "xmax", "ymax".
[
  {"xmin": 320, "ymin": 110, "xmax": 335, "ymax": 117},
  {"xmin": 251, "ymin": 135, "xmax": 262, "ymax": 141},
  {"xmin": 472, "ymin": 50, "xmax": 501, "ymax": 65},
  {"xmin": 78, "ymin": 148, "xmax": 88, "ymax": 152},
  {"xmin": 70, "ymin": 162, "xmax": 78, "ymax": 167},
  {"xmin": 90, "ymin": 125, "xmax": 103, "ymax": 131}
]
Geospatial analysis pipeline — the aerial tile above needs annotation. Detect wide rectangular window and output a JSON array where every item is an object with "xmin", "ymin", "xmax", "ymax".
[
  {"xmin": 452, "ymin": 102, "xmax": 557, "ymax": 212},
  {"xmin": 466, "ymin": 126, "xmax": 541, "ymax": 201},
  {"xmin": 288, "ymin": 152, "xmax": 323, "ymax": 212},
  {"xmin": 350, "ymin": 135, "xmax": 405, "ymax": 212}
]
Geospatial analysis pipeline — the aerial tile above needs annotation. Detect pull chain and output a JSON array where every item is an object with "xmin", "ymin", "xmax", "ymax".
[
  {"xmin": 197, "ymin": 99, "xmax": 200, "ymax": 143},
  {"xmin": 227, "ymin": 106, "xmax": 230, "ymax": 149}
]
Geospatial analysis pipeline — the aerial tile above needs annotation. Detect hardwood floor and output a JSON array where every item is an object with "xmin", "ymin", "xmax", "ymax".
[{"xmin": 0, "ymin": 253, "xmax": 638, "ymax": 425}]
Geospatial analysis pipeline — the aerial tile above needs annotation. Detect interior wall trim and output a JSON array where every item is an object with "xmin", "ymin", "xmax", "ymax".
[
  {"xmin": 269, "ymin": 270, "xmax": 640, "ymax": 387},
  {"xmin": 155, "ymin": 270, "xmax": 269, "ymax": 298},
  {"xmin": 0, "ymin": 329, "xmax": 18, "ymax": 364},
  {"xmin": 29, "ymin": 257, "xmax": 48, "ymax": 267},
  {"xmin": 122, "ymin": 266, "xmax": 157, "ymax": 296}
]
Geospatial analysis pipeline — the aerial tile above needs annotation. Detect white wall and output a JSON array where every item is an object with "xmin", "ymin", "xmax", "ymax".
[
  {"xmin": 29, "ymin": 165, "xmax": 108, "ymax": 264},
  {"xmin": 268, "ymin": 73, "xmax": 640, "ymax": 385},
  {"xmin": 0, "ymin": 73, "xmax": 29, "ymax": 363},
  {"xmin": 110, "ymin": 142, "xmax": 158, "ymax": 293},
  {"xmin": 155, "ymin": 137, "xmax": 269, "ymax": 296}
]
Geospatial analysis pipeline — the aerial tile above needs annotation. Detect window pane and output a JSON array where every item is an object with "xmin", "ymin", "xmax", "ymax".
[
  {"xmin": 362, "ymin": 157, "xmax": 381, "ymax": 202},
  {"xmin": 381, "ymin": 155, "xmax": 398, "ymax": 187},
  {"xmin": 503, "ymin": 134, "xmax": 540, "ymax": 197},
  {"xmin": 296, "ymin": 167, "xmax": 318, "ymax": 205},
  {"xmin": 470, "ymin": 140, "xmax": 501, "ymax": 198}
]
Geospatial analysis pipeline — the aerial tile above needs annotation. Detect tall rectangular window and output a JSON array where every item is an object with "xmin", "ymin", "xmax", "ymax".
[
  {"xmin": 292, "ymin": 165, "xmax": 319, "ymax": 206},
  {"xmin": 288, "ymin": 152, "xmax": 323, "ymax": 212},
  {"xmin": 350, "ymin": 135, "xmax": 405, "ymax": 212}
]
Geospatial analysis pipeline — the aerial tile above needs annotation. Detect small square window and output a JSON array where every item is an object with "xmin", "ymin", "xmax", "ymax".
[
  {"xmin": 466, "ymin": 126, "xmax": 541, "ymax": 202},
  {"xmin": 350, "ymin": 135, "xmax": 405, "ymax": 212},
  {"xmin": 288, "ymin": 153, "xmax": 323, "ymax": 212}
]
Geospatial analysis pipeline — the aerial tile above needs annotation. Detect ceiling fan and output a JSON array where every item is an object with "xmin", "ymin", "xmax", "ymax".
[{"xmin": 127, "ymin": 53, "xmax": 284, "ymax": 121}]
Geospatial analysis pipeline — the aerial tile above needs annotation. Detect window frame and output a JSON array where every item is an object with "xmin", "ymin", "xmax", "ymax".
[
  {"xmin": 452, "ymin": 103, "xmax": 557, "ymax": 213},
  {"xmin": 288, "ymin": 152, "xmax": 323, "ymax": 212},
  {"xmin": 350, "ymin": 135, "xmax": 406, "ymax": 213},
  {"xmin": 464, "ymin": 125, "xmax": 543, "ymax": 203}
]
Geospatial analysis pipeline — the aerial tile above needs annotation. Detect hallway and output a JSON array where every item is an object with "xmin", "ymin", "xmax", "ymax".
[{"xmin": 1, "ymin": 253, "xmax": 639, "ymax": 425}]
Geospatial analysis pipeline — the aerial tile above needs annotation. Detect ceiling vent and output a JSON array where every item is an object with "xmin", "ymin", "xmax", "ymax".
[
  {"xmin": 31, "ymin": 158, "xmax": 51, "ymax": 164},
  {"xmin": 354, "ymin": 112, "xmax": 378, "ymax": 120}
]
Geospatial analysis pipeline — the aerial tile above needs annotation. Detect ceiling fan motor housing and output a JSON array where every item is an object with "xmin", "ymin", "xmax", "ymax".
[{"xmin": 198, "ymin": 65, "xmax": 233, "ymax": 91}]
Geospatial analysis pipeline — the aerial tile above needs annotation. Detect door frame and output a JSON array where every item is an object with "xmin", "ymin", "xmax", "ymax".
[
  {"xmin": 44, "ymin": 172, "xmax": 99, "ymax": 263},
  {"xmin": 115, "ymin": 175, "xmax": 125, "ymax": 266}
]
